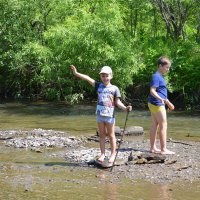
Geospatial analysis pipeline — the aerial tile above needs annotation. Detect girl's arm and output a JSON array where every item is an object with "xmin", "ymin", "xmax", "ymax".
[
  {"xmin": 164, "ymin": 99, "xmax": 175, "ymax": 110},
  {"xmin": 115, "ymin": 97, "xmax": 132, "ymax": 112},
  {"xmin": 150, "ymin": 87, "xmax": 165, "ymax": 104},
  {"xmin": 70, "ymin": 65, "xmax": 95, "ymax": 87},
  {"xmin": 150, "ymin": 87, "xmax": 174, "ymax": 109}
]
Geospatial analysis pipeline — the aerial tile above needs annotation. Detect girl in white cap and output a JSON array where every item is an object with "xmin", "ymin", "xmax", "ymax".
[{"xmin": 70, "ymin": 65, "xmax": 132, "ymax": 163}]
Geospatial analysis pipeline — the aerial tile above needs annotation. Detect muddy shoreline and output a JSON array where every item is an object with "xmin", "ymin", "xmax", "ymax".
[{"xmin": 1, "ymin": 129, "xmax": 200, "ymax": 184}]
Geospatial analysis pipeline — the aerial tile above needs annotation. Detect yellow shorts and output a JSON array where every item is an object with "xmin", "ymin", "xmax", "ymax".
[{"xmin": 148, "ymin": 103, "xmax": 165, "ymax": 113}]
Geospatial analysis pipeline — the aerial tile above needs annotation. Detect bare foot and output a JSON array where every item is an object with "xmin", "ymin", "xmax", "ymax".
[
  {"xmin": 161, "ymin": 149, "xmax": 175, "ymax": 155},
  {"xmin": 109, "ymin": 154, "xmax": 116, "ymax": 163},
  {"xmin": 97, "ymin": 154, "xmax": 105, "ymax": 162},
  {"xmin": 150, "ymin": 148, "xmax": 161, "ymax": 154}
]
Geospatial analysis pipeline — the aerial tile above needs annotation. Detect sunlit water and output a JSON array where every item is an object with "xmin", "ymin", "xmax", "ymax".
[{"xmin": 0, "ymin": 101, "xmax": 200, "ymax": 199}]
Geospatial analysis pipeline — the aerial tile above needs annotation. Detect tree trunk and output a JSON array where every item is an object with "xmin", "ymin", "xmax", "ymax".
[{"xmin": 151, "ymin": 0, "xmax": 191, "ymax": 41}]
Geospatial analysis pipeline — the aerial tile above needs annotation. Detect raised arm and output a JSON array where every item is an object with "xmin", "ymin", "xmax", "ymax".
[{"xmin": 70, "ymin": 65, "xmax": 95, "ymax": 87}]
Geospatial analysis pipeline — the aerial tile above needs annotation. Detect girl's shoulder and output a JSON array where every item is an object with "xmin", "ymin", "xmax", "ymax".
[
  {"xmin": 153, "ymin": 71, "xmax": 160, "ymax": 76},
  {"xmin": 95, "ymin": 81, "xmax": 103, "ymax": 89},
  {"xmin": 110, "ymin": 85, "xmax": 119, "ymax": 91},
  {"xmin": 152, "ymin": 71, "xmax": 163, "ymax": 79}
]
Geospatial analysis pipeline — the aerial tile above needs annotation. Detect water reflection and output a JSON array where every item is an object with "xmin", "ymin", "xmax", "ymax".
[
  {"xmin": 100, "ymin": 183, "xmax": 119, "ymax": 200},
  {"xmin": 159, "ymin": 184, "xmax": 173, "ymax": 200},
  {"xmin": 96, "ymin": 180, "xmax": 175, "ymax": 200},
  {"xmin": 95, "ymin": 170, "xmax": 119, "ymax": 200},
  {"xmin": 95, "ymin": 171, "xmax": 174, "ymax": 200}
]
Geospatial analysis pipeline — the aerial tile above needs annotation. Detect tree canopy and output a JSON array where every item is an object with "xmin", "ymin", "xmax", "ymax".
[{"xmin": 0, "ymin": 0, "xmax": 200, "ymax": 109}]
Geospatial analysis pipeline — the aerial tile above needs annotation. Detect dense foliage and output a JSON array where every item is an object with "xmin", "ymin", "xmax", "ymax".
[{"xmin": 0, "ymin": 0, "xmax": 200, "ymax": 109}]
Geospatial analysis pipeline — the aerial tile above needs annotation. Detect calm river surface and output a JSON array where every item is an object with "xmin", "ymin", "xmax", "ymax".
[{"xmin": 0, "ymin": 101, "xmax": 200, "ymax": 200}]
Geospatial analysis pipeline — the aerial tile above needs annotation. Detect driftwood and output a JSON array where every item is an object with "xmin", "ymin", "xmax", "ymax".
[
  {"xmin": 136, "ymin": 153, "xmax": 166, "ymax": 164},
  {"xmin": 165, "ymin": 159, "xmax": 177, "ymax": 165},
  {"xmin": 128, "ymin": 152, "xmax": 167, "ymax": 164},
  {"xmin": 177, "ymin": 165, "xmax": 192, "ymax": 171},
  {"xmin": 87, "ymin": 159, "xmax": 124, "ymax": 168},
  {"xmin": 87, "ymin": 135, "xmax": 110, "ymax": 143},
  {"xmin": 167, "ymin": 139, "xmax": 192, "ymax": 146}
]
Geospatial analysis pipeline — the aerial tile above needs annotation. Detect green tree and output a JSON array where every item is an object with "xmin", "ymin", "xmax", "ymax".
[{"xmin": 44, "ymin": 1, "xmax": 142, "ymax": 101}]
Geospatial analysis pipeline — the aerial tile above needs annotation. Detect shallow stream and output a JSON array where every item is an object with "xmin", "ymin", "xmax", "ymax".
[{"xmin": 0, "ymin": 101, "xmax": 200, "ymax": 199}]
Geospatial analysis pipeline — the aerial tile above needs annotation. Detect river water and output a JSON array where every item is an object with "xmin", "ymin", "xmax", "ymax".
[{"xmin": 0, "ymin": 101, "xmax": 200, "ymax": 200}]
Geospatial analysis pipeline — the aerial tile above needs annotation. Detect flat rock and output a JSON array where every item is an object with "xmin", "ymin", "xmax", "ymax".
[{"xmin": 88, "ymin": 159, "xmax": 126, "ymax": 168}]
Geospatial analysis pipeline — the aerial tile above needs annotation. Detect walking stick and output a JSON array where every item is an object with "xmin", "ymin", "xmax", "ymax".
[{"xmin": 110, "ymin": 109, "xmax": 130, "ymax": 172}]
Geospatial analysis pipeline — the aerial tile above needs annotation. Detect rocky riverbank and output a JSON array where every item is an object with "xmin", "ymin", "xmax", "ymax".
[
  {"xmin": 0, "ymin": 129, "xmax": 85, "ymax": 149},
  {"xmin": 0, "ymin": 129, "xmax": 200, "ymax": 184}
]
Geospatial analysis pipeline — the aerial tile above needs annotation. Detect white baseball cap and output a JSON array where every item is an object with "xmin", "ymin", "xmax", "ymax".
[{"xmin": 99, "ymin": 66, "xmax": 112, "ymax": 74}]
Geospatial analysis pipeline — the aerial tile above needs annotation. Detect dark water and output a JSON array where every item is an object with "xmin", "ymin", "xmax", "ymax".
[{"xmin": 0, "ymin": 101, "xmax": 200, "ymax": 199}]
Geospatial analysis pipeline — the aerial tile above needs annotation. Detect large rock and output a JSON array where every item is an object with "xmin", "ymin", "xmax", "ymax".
[{"xmin": 96, "ymin": 126, "xmax": 144, "ymax": 136}]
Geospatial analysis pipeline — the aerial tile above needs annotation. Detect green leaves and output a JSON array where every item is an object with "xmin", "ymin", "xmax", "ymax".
[
  {"xmin": 0, "ymin": 0, "xmax": 199, "ymax": 108},
  {"xmin": 43, "ymin": 1, "xmax": 140, "ymax": 100}
]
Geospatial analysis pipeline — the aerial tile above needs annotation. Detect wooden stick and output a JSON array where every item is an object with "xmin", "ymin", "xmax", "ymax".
[{"xmin": 110, "ymin": 110, "xmax": 130, "ymax": 172}]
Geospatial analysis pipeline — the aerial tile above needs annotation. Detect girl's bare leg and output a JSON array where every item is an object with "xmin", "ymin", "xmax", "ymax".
[
  {"xmin": 149, "ymin": 113, "xmax": 160, "ymax": 153},
  {"xmin": 155, "ymin": 109, "xmax": 175, "ymax": 154},
  {"xmin": 106, "ymin": 122, "xmax": 116, "ymax": 163},
  {"xmin": 97, "ymin": 122, "xmax": 106, "ymax": 162}
]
